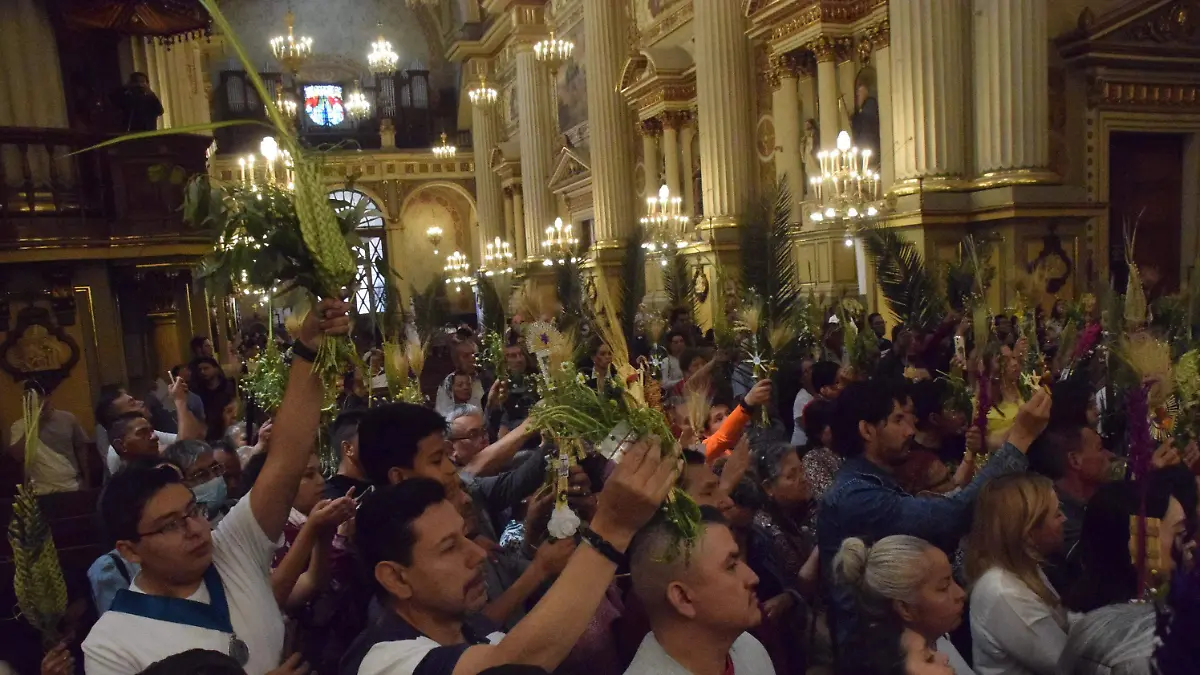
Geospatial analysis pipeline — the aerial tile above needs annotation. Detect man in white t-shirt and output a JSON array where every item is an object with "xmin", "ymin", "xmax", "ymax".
[
  {"xmin": 340, "ymin": 437, "xmax": 678, "ymax": 675},
  {"xmin": 82, "ymin": 298, "xmax": 350, "ymax": 675},
  {"xmin": 97, "ymin": 380, "xmax": 203, "ymax": 477},
  {"xmin": 790, "ymin": 357, "xmax": 816, "ymax": 446},
  {"xmin": 624, "ymin": 509, "xmax": 775, "ymax": 675}
]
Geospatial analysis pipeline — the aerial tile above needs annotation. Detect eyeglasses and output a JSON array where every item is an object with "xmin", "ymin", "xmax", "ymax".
[
  {"xmin": 136, "ymin": 502, "xmax": 207, "ymax": 539},
  {"xmin": 185, "ymin": 462, "xmax": 226, "ymax": 485},
  {"xmin": 449, "ymin": 428, "xmax": 488, "ymax": 442}
]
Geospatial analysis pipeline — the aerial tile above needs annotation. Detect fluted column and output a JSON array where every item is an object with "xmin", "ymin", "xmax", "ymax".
[
  {"xmin": 584, "ymin": 0, "xmax": 637, "ymax": 246},
  {"xmin": 771, "ymin": 54, "xmax": 803, "ymax": 219},
  {"xmin": 694, "ymin": 0, "xmax": 755, "ymax": 226},
  {"xmin": 662, "ymin": 112, "xmax": 686, "ymax": 199},
  {"xmin": 972, "ymin": 0, "xmax": 1051, "ymax": 180},
  {"xmin": 512, "ymin": 185, "xmax": 526, "ymax": 263},
  {"xmin": 869, "ymin": 22, "xmax": 895, "ymax": 191},
  {"xmin": 471, "ymin": 93, "xmax": 505, "ymax": 243},
  {"xmin": 889, "ymin": 0, "xmax": 969, "ymax": 183},
  {"xmin": 812, "ymin": 38, "xmax": 839, "ymax": 151},
  {"xmin": 502, "ymin": 187, "xmax": 516, "ymax": 256},
  {"xmin": 515, "ymin": 47, "xmax": 556, "ymax": 258},
  {"xmin": 681, "ymin": 121, "xmax": 697, "ymax": 216},
  {"xmin": 640, "ymin": 119, "xmax": 662, "ymax": 198}
]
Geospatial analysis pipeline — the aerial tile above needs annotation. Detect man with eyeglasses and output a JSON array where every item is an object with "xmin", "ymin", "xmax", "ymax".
[{"xmin": 82, "ymin": 298, "xmax": 350, "ymax": 675}]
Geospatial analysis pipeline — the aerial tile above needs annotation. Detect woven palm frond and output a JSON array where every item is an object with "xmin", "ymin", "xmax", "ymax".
[
  {"xmin": 740, "ymin": 183, "xmax": 802, "ymax": 332},
  {"xmin": 683, "ymin": 388, "xmax": 713, "ymax": 434},
  {"xmin": 663, "ymin": 255, "xmax": 695, "ymax": 320},
  {"xmin": 862, "ymin": 227, "xmax": 946, "ymax": 332},
  {"xmin": 592, "ymin": 273, "xmax": 632, "ymax": 371},
  {"xmin": 621, "ymin": 231, "xmax": 647, "ymax": 351}
]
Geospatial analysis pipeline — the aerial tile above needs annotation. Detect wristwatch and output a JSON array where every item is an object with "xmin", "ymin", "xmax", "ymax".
[{"xmin": 288, "ymin": 340, "xmax": 319, "ymax": 363}]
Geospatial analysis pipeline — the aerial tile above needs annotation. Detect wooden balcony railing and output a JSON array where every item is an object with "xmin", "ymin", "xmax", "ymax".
[{"xmin": 0, "ymin": 127, "xmax": 213, "ymax": 255}]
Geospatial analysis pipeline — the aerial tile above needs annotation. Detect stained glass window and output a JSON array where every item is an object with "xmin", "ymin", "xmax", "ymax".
[
  {"xmin": 304, "ymin": 84, "xmax": 346, "ymax": 127},
  {"xmin": 329, "ymin": 189, "xmax": 386, "ymax": 314}
]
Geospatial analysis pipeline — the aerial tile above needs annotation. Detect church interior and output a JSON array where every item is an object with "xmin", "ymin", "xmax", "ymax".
[{"xmin": 1, "ymin": 0, "xmax": 1200, "ymax": 667}]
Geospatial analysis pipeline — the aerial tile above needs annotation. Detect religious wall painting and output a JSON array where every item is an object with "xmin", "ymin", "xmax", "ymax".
[
  {"xmin": 507, "ymin": 84, "xmax": 519, "ymax": 125},
  {"xmin": 851, "ymin": 66, "xmax": 880, "ymax": 156},
  {"xmin": 556, "ymin": 20, "xmax": 588, "ymax": 134},
  {"xmin": 634, "ymin": 163, "xmax": 647, "ymax": 198},
  {"xmin": 0, "ymin": 306, "xmax": 81, "ymax": 394}
]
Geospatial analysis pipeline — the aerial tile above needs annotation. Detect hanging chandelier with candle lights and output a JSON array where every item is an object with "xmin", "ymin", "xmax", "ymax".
[
  {"xmin": 367, "ymin": 26, "xmax": 399, "ymax": 75},
  {"xmin": 480, "ymin": 237, "xmax": 515, "ymax": 277},
  {"xmin": 269, "ymin": 82, "xmax": 298, "ymax": 123},
  {"xmin": 432, "ymin": 132, "xmax": 457, "ymax": 159},
  {"xmin": 269, "ymin": 10, "xmax": 312, "ymax": 76},
  {"xmin": 640, "ymin": 184, "xmax": 691, "ymax": 266},
  {"xmin": 346, "ymin": 80, "xmax": 371, "ymax": 119},
  {"xmin": 807, "ymin": 131, "xmax": 886, "ymax": 245},
  {"xmin": 426, "ymin": 226, "xmax": 443, "ymax": 255},
  {"xmin": 445, "ymin": 251, "xmax": 473, "ymax": 292},
  {"xmin": 534, "ymin": 29, "xmax": 574, "ymax": 72},
  {"xmin": 542, "ymin": 217, "xmax": 580, "ymax": 266},
  {"xmin": 468, "ymin": 76, "xmax": 499, "ymax": 108},
  {"xmin": 235, "ymin": 136, "xmax": 295, "ymax": 191}
]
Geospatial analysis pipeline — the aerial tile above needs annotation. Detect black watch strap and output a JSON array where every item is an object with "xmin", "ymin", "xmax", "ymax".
[
  {"xmin": 580, "ymin": 527, "xmax": 627, "ymax": 566},
  {"xmin": 289, "ymin": 340, "xmax": 319, "ymax": 363}
]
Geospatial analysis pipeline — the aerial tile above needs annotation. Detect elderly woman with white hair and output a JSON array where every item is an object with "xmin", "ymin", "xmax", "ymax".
[
  {"xmin": 160, "ymin": 439, "xmax": 229, "ymax": 516},
  {"xmin": 834, "ymin": 535, "xmax": 975, "ymax": 674}
]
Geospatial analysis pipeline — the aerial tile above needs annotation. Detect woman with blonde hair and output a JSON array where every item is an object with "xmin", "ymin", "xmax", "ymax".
[
  {"xmin": 834, "ymin": 535, "xmax": 974, "ymax": 674},
  {"xmin": 965, "ymin": 473, "xmax": 1068, "ymax": 675}
]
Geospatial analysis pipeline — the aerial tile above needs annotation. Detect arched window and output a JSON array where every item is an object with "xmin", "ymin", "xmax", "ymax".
[{"xmin": 329, "ymin": 189, "xmax": 386, "ymax": 315}]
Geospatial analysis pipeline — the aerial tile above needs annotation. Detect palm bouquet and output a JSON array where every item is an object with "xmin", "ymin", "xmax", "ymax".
[
  {"xmin": 7, "ymin": 391, "xmax": 68, "ymax": 649},
  {"xmin": 81, "ymin": 0, "xmax": 371, "ymax": 382}
]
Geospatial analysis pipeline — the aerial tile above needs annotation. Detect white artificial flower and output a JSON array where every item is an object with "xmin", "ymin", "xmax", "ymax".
[{"xmin": 547, "ymin": 503, "xmax": 581, "ymax": 539}]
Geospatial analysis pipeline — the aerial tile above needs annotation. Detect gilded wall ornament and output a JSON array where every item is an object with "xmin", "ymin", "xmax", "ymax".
[{"xmin": 0, "ymin": 306, "xmax": 81, "ymax": 393}]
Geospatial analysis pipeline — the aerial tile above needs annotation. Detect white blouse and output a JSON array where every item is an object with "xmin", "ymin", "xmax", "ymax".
[{"xmin": 969, "ymin": 567, "xmax": 1070, "ymax": 675}]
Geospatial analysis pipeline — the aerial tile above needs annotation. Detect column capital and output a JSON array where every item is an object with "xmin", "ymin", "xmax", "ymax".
[
  {"xmin": 809, "ymin": 35, "xmax": 836, "ymax": 62},
  {"xmin": 637, "ymin": 117, "xmax": 663, "ymax": 137},
  {"xmin": 766, "ymin": 53, "xmax": 802, "ymax": 90},
  {"xmin": 833, "ymin": 37, "xmax": 855, "ymax": 63},
  {"xmin": 858, "ymin": 20, "xmax": 890, "ymax": 63},
  {"xmin": 661, "ymin": 110, "xmax": 692, "ymax": 131},
  {"xmin": 503, "ymin": 186, "xmax": 514, "ymax": 198},
  {"xmin": 512, "ymin": 183, "xmax": 523, "ymax": 196}
]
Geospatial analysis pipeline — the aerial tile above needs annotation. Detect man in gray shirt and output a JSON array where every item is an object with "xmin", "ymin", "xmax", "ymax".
[{"xmin": 7, "ymin": 380, "xmax": 91, "ymax": 488}]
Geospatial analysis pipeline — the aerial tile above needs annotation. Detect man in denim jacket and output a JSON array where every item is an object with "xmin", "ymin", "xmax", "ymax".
[{"xmin": 818, "ymin": 381, "xmax": 1052, "ymax": 644}]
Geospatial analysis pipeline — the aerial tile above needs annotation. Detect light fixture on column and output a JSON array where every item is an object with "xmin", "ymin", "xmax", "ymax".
[
  {"xmin": 468, "ymin": 76, "xmax": 499, "ymax": 108},
  {"xmin": 269, "ymin": 10, "xmax": 313, "ymax": 76},
  {"xmin": 534, "ymin": 29, "xmax": 574, "ymax": 73},
  {"xmin": 807, "ymin": 130, "xmax": 885, "ymax": 228},
  {"xmin": 346, "ymin": 80, "xmax": 371, "ymax": 119},
  {"xmin": 444, "ymin": 251, "xmax": 473, "ymax": 292},
  {"xmin": 480, "ymin": 237, "xmax": 515, "ymax": 277},
  {"xmin": 425, "ymin": 226, "xmax": 443, "ymax": 255},
  {"xmin": 368, "ymin": 25, "xmax": 399, "ymax": 76},
  {"xmin": 542, "ymin": 217, "xmax": 579, "ymax": 266},
  {"xmin": 432, "ymin": 132, "xmax": 457, "ymax": 159},
  {"xmin": 640, "ymin": 184, "xmax": 692, "ymax": 266}
]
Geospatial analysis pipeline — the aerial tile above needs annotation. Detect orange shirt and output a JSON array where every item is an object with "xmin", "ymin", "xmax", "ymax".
[{"xmin": 703, "ymin": 403, "xmax": 752, "ymax": 463}]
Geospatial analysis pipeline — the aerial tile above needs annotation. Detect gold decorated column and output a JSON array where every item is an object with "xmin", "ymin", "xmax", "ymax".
[
  {"xmin": 584, "ymin": 0, "xmax": 638, "ymax": 246},
  {"xmin": 515, "ymin": 46, "xmax": 556, "ymax": 259},
  {"xmin": 972, "ymin": 0, "xmax": 1052, "ymax": 182},
  {"xmin": 865, "ymin": 22, "xmax": 894, "ymax": 191},
  {"xmin": 680, "ymin": 119, "xmax": 697, "ymax": 216},
  {"xmin": 662, "ymin": 112, "xmax": 687, "ymax": 200},
  {"xmin": 640, "ymin": 118, "xmax": 661, "ymax": 198},
  {"xmin": 771, "ymin": 54, "xmax": 803, "ymax": 219},
  {"xmin": 813, "ymin": 37, "xmax": 840, "ymax": 151},
  {"xmin": 694, "ymin": 0, "xmax": 755, "ymax": 228},
  {"xmin": 889, "ymin": 0, "xmax": 969, "ymax": 185}
]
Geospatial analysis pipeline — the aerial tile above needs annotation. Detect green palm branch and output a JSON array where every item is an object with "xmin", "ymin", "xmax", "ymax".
[
  {"xmin": 620, "ymin": 231, "xmax": 647, "ymax": 350},
  {"xmin": 861, "ymin": 226, "xmax": 947, "ymax": 332}
]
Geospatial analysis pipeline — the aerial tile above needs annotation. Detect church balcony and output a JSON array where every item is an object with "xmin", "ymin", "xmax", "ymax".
[{"xmin": 0, "ymin": 127, "xmax": 214, "ymax": 263}]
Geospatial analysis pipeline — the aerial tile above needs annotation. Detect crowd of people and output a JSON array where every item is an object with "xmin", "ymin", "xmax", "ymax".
[{"xmin": 5, "ymin": 292, "xmax": 1200, "ymax": 675}]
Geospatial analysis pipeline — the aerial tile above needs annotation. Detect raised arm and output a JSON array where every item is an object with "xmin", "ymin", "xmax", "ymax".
[
  {"xmin": 170, "ymin": 378, "xmax": 205, "ymax": 441},
  {"xmin": 250, "ymin": 298, "xmax": 350, "ymax": 542},
  {"xmin": 465, "ymin": 419, "xmax": 535, "ymax": 478},
  {"xmin": 452, "ymin": 438, "xmax": 678, "ymax": 675}
]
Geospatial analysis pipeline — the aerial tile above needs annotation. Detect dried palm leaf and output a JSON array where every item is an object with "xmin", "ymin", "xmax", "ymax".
[{"xmin": 683, "ymin": 388, "xmax": 713, "ymax": 435}]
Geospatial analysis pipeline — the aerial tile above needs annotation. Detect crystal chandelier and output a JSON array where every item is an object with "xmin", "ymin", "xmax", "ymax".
[
  {"xmin": 468, "ymin": 76, "xmax": 498, "ymax": 108},
  {"xmin": 542, "ymin": 217, "xmax": 580, "ymax": 266},
  {"xmin": 480, "ymin": 237, "xmax": 515, "ymax": 276},
  {"xmin": 445, "ymin": 251, "xmax": 473, "ymax": 292},
  {"xmin": 807, "ymin": 131, "xmax": 884, "ymax": 236},
  {"xmin": 367, "ymin": 30, "xmax": 398, "ymax": 76},
  {"xmin": 269, "ymin": 10, "xmax": 313, "ymax": 76},
  {"xmin": 534, "ymin": 30, "xmax": 574, "ymax": 72},
  {"xmin": 425, "ymin": 226, "xmax": 443, "ymax": 255},
  {"xmin": 432, "ymin": 132, "xmax": 457, "ymax": 159},
  {"xmin": 640, "ymin": 185, "xmax": 691, "ymax": 266},
  {"xmin": 346, "ymin": 80, "xmax": 371, "ymax": 119}
]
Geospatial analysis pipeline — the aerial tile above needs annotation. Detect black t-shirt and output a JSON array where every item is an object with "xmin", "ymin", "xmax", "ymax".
[
  {"xmin": 324, "ymin": 473, "xmax": 371, "ymax": 501},
  {"xmin": 339, "ymin": 608, "xmax": 501, "ymax": 675}
]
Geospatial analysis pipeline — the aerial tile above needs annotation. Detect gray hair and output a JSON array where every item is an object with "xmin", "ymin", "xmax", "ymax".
[
  {"xmin": 446, "ymin": 404, "xmax": 484, "ymax": 425},
  {"xmin": 162, "ymin": 439, "xmax": 213, "ymax": 471},
  {"xmin": 223, "ymin": 422, "xmax": 247, "ymax": 449},
  {"xmin": 833, "ymin": 535, "xmax": 935, "ymax": 620}
]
